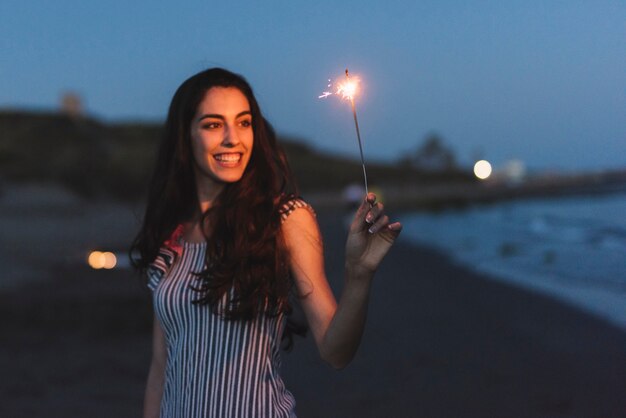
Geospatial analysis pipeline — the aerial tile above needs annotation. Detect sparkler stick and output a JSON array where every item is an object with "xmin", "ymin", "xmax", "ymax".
[
  {"xmin": 344, "ymin": 69, "xmax": 369, "ymax": 196},
  {"xmin": 319, "ymin": 69, "xmax": 369, "ymax": 196}
]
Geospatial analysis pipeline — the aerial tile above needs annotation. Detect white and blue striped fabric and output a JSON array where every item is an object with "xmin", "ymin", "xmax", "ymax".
[{"xmin": 147, "ymin": 199, "xmax": 314, "ymax": 418}]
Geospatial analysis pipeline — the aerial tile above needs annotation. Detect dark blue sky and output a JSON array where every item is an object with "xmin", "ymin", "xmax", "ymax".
[{"xmin": 1, "ymin": 0, "xmax": 624, "ymax": 171}]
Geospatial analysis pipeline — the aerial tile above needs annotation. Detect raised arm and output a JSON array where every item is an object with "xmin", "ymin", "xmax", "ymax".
[{"xmin": 282, "ymin": 193, "xmax": 401, "ymax": 369}]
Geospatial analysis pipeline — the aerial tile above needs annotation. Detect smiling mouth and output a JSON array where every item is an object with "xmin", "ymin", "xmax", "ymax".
[{"xmin": 214, "ymin": 153, "xmax": 242, "ymax": 164}]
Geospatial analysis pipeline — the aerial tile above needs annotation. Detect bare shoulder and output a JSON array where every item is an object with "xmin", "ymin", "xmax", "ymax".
[
  {"xmin": 280, "ymin": 199, "xmax": 321, "ymax": 243},
  {"xmin": 280, "ymin": 200, "xmax": 328, "ymax": 302}
]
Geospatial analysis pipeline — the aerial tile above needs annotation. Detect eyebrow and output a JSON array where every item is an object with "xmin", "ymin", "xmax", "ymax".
[{"xmin": 197, "ymin": 110, "xmax": 251, "ymax": 122}]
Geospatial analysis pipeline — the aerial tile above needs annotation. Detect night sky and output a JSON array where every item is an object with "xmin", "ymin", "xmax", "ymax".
[{"xmin": 1, "ymin": 0, "xmax": 624, "ymax": 171}]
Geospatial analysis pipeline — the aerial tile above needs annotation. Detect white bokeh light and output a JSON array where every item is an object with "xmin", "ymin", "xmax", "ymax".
[{"xmin": 474, "ymin": 160, "xmax": 493, "ymax": 180}]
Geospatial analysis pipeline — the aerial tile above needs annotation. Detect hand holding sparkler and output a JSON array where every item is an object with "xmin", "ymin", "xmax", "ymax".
[{"xmin": 346, "ymin": 192, "xmax": 402, "ymax": 274}]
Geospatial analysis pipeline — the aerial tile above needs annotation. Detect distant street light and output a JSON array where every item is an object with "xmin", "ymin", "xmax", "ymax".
[
  {"xmin": 474, "ymin": 160, "xmax": 492, "ymax": 180},
  {"xmin": 88, "ymin": 251, "xmax": 117, "ymax": 269}
]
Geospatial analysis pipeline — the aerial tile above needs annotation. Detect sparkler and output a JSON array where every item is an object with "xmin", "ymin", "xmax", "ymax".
[{"xmin": 319, "ymin": 69, "xmax": 369, "ymax": 195}]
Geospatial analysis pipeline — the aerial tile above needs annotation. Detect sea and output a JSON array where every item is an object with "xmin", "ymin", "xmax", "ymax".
[{"xmin": 402, "ymin": 190, "xmax": 626, "ymax": 330}]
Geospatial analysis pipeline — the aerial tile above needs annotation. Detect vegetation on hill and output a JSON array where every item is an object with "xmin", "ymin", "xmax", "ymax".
[{"xmin": 0, "ymin": 111, "xmax": 473, "ymax": 201}]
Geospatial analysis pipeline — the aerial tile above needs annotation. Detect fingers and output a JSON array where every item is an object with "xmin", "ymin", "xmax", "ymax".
[
  {"xmin": 353, "ymin": 193, "xmax": 402, "ymax": 236},
  {"xmin": 384, "ymin": 222, "xmax": 403, "ymax": 242},
  {"xmin": 365, "ymin": 201, "xmax": 384, "ymax": 225},
  {"xmin": 352, "ymin": 193, "xmax": 377, "ymax": 231},
  {"xmin": 355, "ymin": 193, "xmax": 373, "ymax": 219},
  {"xmin": 367, "ymin": 214, "xmax": 388, "ymax": 234},
  {"xmin": 387, "ymin": 221, "xmax": 402, "ymax": 232}
]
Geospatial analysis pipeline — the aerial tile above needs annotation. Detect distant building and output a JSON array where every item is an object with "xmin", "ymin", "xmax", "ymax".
[
  {"xmin": 489, "ymin": 159, "xmax": 527, "ymax": 184},
  {"xmin": 60, "ymin": 92, "xmax": 83, "ymax": 118},
  {"xmin": 502, "ymin": 159, "xmax": 526, "ymax": 182}
]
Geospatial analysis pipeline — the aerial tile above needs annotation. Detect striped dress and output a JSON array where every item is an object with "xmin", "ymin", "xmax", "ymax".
[{"xmin": 147, "ymin": 199, "xmax": 312, "ymax": 418}]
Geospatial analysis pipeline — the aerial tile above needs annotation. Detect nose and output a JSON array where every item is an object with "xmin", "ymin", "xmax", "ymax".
[{"xmin": 222, "ymin": 123, "xmax": 240, "ymax": 147}]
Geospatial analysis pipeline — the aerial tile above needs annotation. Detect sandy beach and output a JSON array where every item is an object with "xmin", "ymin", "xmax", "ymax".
[{"xmin": 1, "ymin": 186, "xmax": 625, "ymax": 417}]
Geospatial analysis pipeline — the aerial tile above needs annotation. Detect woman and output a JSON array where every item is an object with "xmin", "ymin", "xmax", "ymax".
[{"xmin": 132, "ymin": 68, "xmax": 401, "ymax": 418}]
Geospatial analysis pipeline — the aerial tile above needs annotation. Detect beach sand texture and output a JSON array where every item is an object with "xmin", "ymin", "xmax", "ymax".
[{"xmin": 1, "ymin": 185, "xmax": 625, "ymax": 417}]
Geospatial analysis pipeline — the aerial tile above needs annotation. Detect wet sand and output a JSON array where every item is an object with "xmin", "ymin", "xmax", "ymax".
[
  {"xmin": 285, "ymin": 212, "xmax": 626, "ymax": 417},
  {"xmin": 1, "ymin": 191, "xmax": 625, "ymax": 417}
]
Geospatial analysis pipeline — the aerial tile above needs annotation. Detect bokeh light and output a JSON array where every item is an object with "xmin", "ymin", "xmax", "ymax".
[
  {"xmin": 474, "ymin": 160, "xmax": 493, "ymax": 180},
  {"xmin": 102, "ymin": 252, "xmax": 117, "ymax": 269},
  {"xmin": 88, "ymin": 251, "xmax": 117, "ymax": 269}
]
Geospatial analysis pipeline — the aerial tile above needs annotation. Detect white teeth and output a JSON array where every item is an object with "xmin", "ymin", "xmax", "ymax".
[{"xmin": 215, "ymin": 153, "xmax": 241, "ymax": 162}]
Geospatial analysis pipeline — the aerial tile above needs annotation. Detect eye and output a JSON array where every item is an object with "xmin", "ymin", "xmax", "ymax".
[
  {"xmin": 201, "ymin": 121, "xmax": 221, "ymax": 130},
  {"xmin": 238, "ymin": 119, "xmax": 252, "ymax": 128}
]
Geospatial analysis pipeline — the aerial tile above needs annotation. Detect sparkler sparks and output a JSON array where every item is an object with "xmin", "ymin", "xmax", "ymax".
[
  {"xmin": 318, "ymin": 80, "xmax": 333, "ymax": 99},
  {"xmin": 318, "ymin": 74, "xmax": 361, "ymax": 101},
  {"xmin": 319, "ymin": 69, "xmax": 369, "ymax": 195}
]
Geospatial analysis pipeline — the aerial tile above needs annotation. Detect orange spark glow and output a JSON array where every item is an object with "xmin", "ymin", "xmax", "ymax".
[
  {"xmin": 336, "ymin": 77, "xmax": 360, "ymax": 101},
  {"xmin": 318, "ymin": 74, "xmax": 362, "ymax": 101}
]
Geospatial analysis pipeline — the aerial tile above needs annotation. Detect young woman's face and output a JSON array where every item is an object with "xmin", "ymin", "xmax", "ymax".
[{"xmin": 190, "ymin": 87, "xmax": 254, "ymax": 191}]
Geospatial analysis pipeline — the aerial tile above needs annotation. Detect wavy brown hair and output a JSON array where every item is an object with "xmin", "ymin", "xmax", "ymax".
[{"xmin": 131, "ymin": 68, "xmax": 305, "ymax": 345}]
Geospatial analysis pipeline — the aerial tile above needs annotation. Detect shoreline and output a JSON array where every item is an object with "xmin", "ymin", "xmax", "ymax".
[
  {"xmin": 305, "ymin": 172, "xmax": 626, "ymax": 212},
  {"xmin": 397, "ymin": 193, "xmax": 626, "ymax": 333},
  {"xmin": 1, "ymin": 199, "xmax": 625, "ymax": 416}
]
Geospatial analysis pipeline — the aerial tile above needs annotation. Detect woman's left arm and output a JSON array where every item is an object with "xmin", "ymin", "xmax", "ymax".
[{"xmin": 282, "ymin": 193, "xmax": 401, "ymax": 369}]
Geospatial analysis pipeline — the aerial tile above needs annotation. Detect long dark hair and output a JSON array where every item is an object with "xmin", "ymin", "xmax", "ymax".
[{"xmin": 131, "ymin": 68, "xmax": 305, "ymax": 344}]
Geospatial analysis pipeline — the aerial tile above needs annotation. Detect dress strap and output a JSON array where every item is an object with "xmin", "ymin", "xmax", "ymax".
[
  {"xmin": 147, "ymin": 246, "xmax": 177, "ymax": 291},
  {"xmin": 278, "ymin": 198, "xmax": 316, "ymax": 223},
  {"xmin": 146, "ymin": 224, "xmax": 184, "ymax": 291}
]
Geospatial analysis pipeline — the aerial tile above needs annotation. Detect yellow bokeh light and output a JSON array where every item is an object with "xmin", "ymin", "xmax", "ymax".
[
  {"xmin": 474, "ymin": 160, "xmax": 493, "ymax": 180},
  {"xmin": 88, "ymin": 250, "xmax": 117, "ymax": 269},
  {"xmin": 88, "ymin": 251, "xmax": 104, "ymax": 269},
  {"xmin": 102, "ymin": 252, "xmax": 117, "ymax": 269}
]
